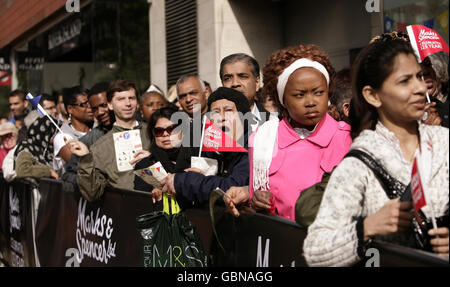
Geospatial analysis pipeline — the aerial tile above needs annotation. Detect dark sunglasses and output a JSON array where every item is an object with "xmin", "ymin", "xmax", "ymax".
[
  {"xmin": 153, "ymin": 124, "xmax": 180, "ymax": 137},
  {"xmin": 71, "ymin": 101, "xmax": 90, "ymax": 108}
]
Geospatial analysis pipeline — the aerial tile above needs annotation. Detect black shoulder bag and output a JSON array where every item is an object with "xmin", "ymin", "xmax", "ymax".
[{"xmin": 345, "ymin": 150, "xmax": 449, "ymax": 252}]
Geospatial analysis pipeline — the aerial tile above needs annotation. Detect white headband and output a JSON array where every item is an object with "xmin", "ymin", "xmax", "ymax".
[{"xmin": 276, "ymin": 58, "xmax": 330, "ymax": 106}]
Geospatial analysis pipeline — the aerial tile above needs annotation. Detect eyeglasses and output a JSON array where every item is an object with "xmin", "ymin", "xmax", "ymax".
[
  {"xmin": 91, "ymin": 103, "xmax": 108, "ymax": 112},
  {"xmin": 71, "ymin": 101, "xmax": 90, "ymax": 108},
  {"xmin": 153, "ymin": 124, "xmax": 180, "ymax": 137}
]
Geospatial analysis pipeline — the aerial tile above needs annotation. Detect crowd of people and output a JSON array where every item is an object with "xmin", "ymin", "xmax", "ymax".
[{"xmin": 0, "ymin": 31, "xmax": 448, "ymax": 266}]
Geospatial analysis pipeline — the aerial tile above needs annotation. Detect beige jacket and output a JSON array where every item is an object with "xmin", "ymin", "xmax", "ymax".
[{"xmin": 77, "ymin": 122, "xmax": 150, "ymax": 202}]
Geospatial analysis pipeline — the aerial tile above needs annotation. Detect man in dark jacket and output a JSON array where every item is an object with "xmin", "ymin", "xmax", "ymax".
[
  {"xmin": 219, "ymin": 53, "xmax": 271, "ymax": 134},
  {"xmin": 161, "ymin": 87, "xmax": 251, "ymax": 207}
]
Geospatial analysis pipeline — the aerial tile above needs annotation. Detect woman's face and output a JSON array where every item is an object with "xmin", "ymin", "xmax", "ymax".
[
  {"xmin": 141, "ymin": 93, "xmax": 168, "ymax": 122},
  {"xmin": 210, "ymin": 99, "xmax": 244, "ymax": 143},
  {"xmin": 153, "ymin": 117, "xmax": 182, "ymax": 149},
  {"xmin": 375, "ymin": 53, "xmax": 427, "ymax": 126},
  {"xmin": 283, "ymin": 67, "xmax": 329, "ymax": 130},
  {"xmin": 421, "ymin": 64, "xmax": 439, "ymax": 97},
  {"xmin": 70, "ymin": 94, "xmax": 94, "ymax": 123}
]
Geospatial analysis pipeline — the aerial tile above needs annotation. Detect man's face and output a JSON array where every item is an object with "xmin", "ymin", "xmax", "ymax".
[
  {"xmin": 89, "ymin": 92, "xmax": 111, "ymax": 127},
  {"xmin": 9, "ymin": 95, "xmax": 28, "ymax": 116},
  {"xmin": 108, "ymin": 89, "xmax": 138, "ymax": 122},
  {"xmin": 41, "ymin": 100, "xmax": 57, "ymax": 118},
  {"xmin": 221, "ymin": 61, "xmax": 260, "ymax": 108},
  {"xmin": 177, "ymin": 77, "xmax": 207, "ymax": 116},
  {"xmin": 1, "ymin": 132, "xmax": 18, "ymax": 150}
]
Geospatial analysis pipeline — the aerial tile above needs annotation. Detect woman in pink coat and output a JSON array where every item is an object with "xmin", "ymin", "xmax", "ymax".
[{"xmin": 225, "ymin": 44, "xmax": 352, "ymax": 221}]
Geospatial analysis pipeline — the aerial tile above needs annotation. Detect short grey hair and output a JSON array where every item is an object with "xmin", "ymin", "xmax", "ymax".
[{"xmin": 175, "ymin": 74, "xmax": 205, "ymax": 96}]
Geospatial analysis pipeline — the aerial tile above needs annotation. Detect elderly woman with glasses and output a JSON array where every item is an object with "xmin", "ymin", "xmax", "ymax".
[
  {"xmin": 52, "ymin": 86, "xmax": 94, "ymax": 175},
  {"xmin": 133, "ymin": 107, "xmax": 184, "ymax": 203}
]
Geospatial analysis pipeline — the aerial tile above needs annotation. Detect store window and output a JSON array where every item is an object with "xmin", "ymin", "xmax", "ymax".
[
  {"xmin": 383, "ymin": 0, "xmax": 448, "ymax": 45},
  {"xmin": 14, "ymin": 0, "xmax": 150, "ymax": 97}
]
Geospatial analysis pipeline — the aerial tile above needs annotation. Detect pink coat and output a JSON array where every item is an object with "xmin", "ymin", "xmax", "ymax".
[{"xmin": 249, "ymin": 114, "xmax": 352, "ymax": 221}]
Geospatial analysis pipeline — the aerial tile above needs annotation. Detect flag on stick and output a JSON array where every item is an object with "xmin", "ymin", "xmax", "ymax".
[
  {"xmin": 26, "ymin": 93, "xmax": 63, "ymax": 134},
  {"xmin": 406, "ymin": 25, "xmax": 449, "ymax": 63},
  {"xmin": 411, "ymin": 154, "xmax": 438, "ymax": 229},
  {"xmin": 201, "ymin": 117, "xmax": 247, "ymax": 153}
]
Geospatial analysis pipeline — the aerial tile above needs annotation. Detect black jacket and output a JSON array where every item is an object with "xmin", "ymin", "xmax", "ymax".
[{"xmin": 173, "ymin": 134, "xmax": 250, "ymax": 208}]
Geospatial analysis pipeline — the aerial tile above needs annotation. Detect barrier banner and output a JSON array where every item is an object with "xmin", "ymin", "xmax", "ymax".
[
  {"xmin": 209, "ymin": 212, "xmax": 308, "ymax": 267},
  {"xmin": 35, "ymin": 179, "xmax": 157, "ymax": 266},
  {"xmin": 1, "ymin": 178, "xmax": 447, "ymax": 267},
  {"xmin": 0, "ymin": 178, "xmax": 37, "ymax": 267}
]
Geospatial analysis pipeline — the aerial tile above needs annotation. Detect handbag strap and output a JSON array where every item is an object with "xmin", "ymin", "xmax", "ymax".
[{"xmin": 344, "ymin": 149, "xmax": 409, "ymax": 199}]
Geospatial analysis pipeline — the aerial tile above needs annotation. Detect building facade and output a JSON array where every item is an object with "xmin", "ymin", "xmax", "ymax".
[{"xmin": 0, "ymin": 0, "xmax": 447, "ymax": 111}]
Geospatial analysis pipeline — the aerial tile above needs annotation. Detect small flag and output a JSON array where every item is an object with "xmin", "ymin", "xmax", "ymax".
[
  {"xmin": 411, "ymin": 156, "xmax": 427, "ymax": 211},
  {"xmin": 406, "ymin": 25, "xmax": 449, "ymax": 63},
  {"xmin": 26, "ymin": 93, "xmax": 63, "ymax": 134},
  {"xmin": 201, "ymin": 117, "xmax": 247, "ymax": 152},
  {"xmin": 26, "ymin": 93, "xmax": 48, "ymax": 117}
]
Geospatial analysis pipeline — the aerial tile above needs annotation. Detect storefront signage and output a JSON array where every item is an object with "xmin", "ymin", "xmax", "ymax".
[
  {"xmin": 17, "ymin": 53, "xmax": 44, "ymax": 71},
  {"xmin": 0, "ymin": 54, "xmax": 10, "ymax": 71},
  {"xmin": 48, "ymin": 18, "xmax": 83, "ymax": 50}
]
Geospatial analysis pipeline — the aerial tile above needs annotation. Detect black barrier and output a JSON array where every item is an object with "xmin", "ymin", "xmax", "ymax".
[
  {"xmin": 35, "ymin": 179, "xmax": 157, "ymax": 266},
  {"xmin": 0, "ymin": 175, "xmax": 37, "ymax": 267},
  {"xmin": 1, "ymin": 177, "xmax": 449, "ymax": 267},
  {"xmin": 208, "ymin": 211, "xmax": 308, "ymax": 267}
]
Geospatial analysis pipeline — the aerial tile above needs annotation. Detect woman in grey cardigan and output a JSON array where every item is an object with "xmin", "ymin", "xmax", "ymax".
[{"xmin": 303, "ymin": 32, "xmax": 449, "ymax": 266}]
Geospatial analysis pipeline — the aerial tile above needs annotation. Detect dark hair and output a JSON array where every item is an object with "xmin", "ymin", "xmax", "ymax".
[
  {"xmin": 88, "ymin": 82, "xmax": 110, "ymax": 99},
  {"xmin": 220, "ymin": 53, "xmax": 260, "ymax": 81},
  {"xmin": 107, "ymin": 79, "xmax": 139, "ymax": 102},
  {"xmin": 329, "ymin": 68, "xmax": 352, "ymax": 111},
  {"xmin": 262, "ymin": 44, "xmax": 334, "ymax": 117},
  {"xmin": 148, "ymin": 106, "xmax": 179, "ymax": 142},
  {"xmin": 349, "ymin": 34, "xmax": 415, "ymax": 139},
  {"xmin": 9, "ymin": 89, "xmax": 26, "ymax": 100},
  {"xmin": 39, "ymin": 93, "xmax": 57, "ymax": 106},
  {"xmin": 62, "ymin": 86, "xmax": 89, "ymax": 111}
]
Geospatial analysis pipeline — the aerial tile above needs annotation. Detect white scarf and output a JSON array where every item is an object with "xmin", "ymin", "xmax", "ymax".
[{"xmin": 252, "ymin": 117, "xmax": 279, "ymax": 191}]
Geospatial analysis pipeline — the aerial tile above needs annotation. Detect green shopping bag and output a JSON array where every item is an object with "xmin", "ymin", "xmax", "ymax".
[{"xmin": 136, "ymin": 193, "xmax": 208, "ymax": 267}]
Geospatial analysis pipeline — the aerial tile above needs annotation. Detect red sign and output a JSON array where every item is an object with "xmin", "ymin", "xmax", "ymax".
[
  {"xmin": 410, "ymin": 156, "xmax": 427, "ymax": 211},
  {"xmin": 201, "ymin": 117, "xmax": 247, "ymax": 152},
  {"xmin": 0, "ymin": 71, "xmax": 11, "ymax": 86},
  {"xmin": 407, "ymin": 25, "xmax": 449, "ymax": 62}
]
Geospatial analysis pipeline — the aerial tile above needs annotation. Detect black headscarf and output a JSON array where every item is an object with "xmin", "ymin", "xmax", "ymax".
[
  {"xmin": 14, "ymin": 116, "xmax": 58, "ymax": 166},
  {"xmin": 205, "ymin": 87, "xmax": 252, "ymax": 175}
]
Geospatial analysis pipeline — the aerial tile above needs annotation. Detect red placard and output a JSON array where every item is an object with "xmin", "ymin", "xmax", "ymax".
[{"xmin": 201, "ymin": 117, "xmax": 247, "ymax": 153}]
